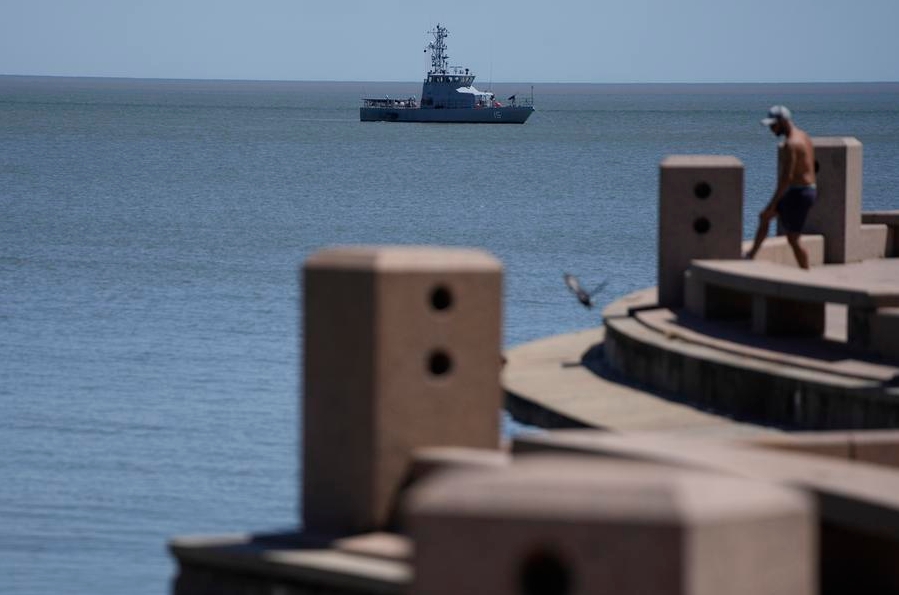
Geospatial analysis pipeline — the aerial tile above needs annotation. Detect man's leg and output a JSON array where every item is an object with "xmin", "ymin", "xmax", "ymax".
[
  {"xmin": 786, "ymin": 232, "xmax": 810, "ymax": 269},
  {"xmin": 745, "ymin": 211, "xmax": 774, "ymax": 259}
]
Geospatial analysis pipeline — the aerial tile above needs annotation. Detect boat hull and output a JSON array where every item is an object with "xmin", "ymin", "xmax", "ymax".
[{"xmin": 360, "ymin": 106, "xmax": 534, "ymax": 124}]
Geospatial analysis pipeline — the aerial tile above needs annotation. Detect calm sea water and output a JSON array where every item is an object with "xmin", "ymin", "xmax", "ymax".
[{"xmin": 1, "ymin": 76, "xmax": 898, "ymax": 594}]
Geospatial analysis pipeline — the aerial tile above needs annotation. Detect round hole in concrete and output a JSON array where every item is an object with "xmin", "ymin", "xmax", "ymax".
[
  {"xmin": 428, "ymin": 350, "xmax": 453, "ymax": 377},
  {"xmin": 694, "ymin": 181, "xmax": 712, "ymax": 199},
  {"xmin": 430, "ymin": 285, "xmax": 453, "ymax": 311},
  {"xmin": 693, "ymin": 217, "xmax": 711, "ymax": 234},
  {"xmin": 519, "ymin": 548, "xmax": 572, "ymax": 595}
]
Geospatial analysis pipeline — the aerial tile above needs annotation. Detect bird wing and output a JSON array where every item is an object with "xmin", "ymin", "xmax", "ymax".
[
  {"xmin": 588, "ymin": 280, "xmax": 609, "ymax": 296},
  {"xmin": 563, "ymin": 273, "xmax": 582, "ymax": 295}
]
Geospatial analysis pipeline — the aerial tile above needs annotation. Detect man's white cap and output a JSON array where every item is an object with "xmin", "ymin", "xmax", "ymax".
[{"xmin": 761, "ymin": 105, "xmax": 792, "ymax": 126}]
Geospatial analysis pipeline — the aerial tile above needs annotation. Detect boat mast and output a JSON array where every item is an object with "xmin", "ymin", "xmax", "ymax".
[{"xmin": 426, "ymin": 24, "xmax": 449, "ymax": 74}]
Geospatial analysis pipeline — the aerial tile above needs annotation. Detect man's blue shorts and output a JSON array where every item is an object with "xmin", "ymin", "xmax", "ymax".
[{"xmin": 777, "ymin": 185, "xmax": 816, "ymax": 233}]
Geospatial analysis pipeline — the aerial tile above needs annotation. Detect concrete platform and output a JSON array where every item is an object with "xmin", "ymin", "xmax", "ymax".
[
  {"xmin": 502, "ymin": 314, "xmax": 780, "ymax": 437},
  {"xmin": 504, "ymin": 279, "xmax": 899, "ymax": 432},
  {"xmin": 686, "ymin": 258, "xmax": 899, "ymax": 355},
  {"xmin": 688, "ymin": 258, "xmax": 899, "ymax": 308}
]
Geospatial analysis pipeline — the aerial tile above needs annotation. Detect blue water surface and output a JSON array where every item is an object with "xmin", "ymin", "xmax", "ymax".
[{"xmin": 1, "ymin": 77, "xmax": 898, "ymax": 594}]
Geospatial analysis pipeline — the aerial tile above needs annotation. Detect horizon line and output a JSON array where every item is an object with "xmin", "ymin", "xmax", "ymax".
[{"xmin": 2, "ymin": 73, "xmax": 899, "ymax": 86}]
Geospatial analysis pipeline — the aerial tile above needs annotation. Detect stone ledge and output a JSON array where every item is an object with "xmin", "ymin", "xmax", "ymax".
[
  {"xmin": 602, "ymin": 288, "xmax": 899, "ymax": 429},
  {"xmin": 501, "ymin": 325, "xmax": 772, "ymax": 435},
  {"xmin": 169, "ymin": 532, "xmax": 411, "ymax": 595},
  {"xmin": 513, "ymin": 430, "xmax": 899, "ymax": 540}
]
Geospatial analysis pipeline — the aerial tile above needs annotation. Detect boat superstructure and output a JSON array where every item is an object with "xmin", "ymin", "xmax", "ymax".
[{"xmin": 360, "ymin": 25, "xmax": 534, "ymax": 124}]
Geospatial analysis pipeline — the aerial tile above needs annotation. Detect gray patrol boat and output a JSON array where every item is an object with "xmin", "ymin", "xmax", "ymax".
[{"xmin": 360, "ymin": 24, "xmax": 534, "ymax": 124}]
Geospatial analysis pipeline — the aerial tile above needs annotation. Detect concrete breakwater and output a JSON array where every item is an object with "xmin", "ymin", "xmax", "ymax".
[
  {"xmin": 598, "ymin": 139, "xmax": 899, "ymax": 430},
  {"xmin": 170, "ymin": 137, "xmax": 899, "ymax": 594}
]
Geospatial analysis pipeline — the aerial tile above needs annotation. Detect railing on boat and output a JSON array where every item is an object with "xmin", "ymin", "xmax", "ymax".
[
  {"xmin": 506, "ymin": 95, "xmax": 533, "ymax": 108},
  {"xmin": 363, "ymin": 96, "xmax": 533, "ymax": 110},
  {"xmin": 362, "ymin": 98, "xmax": 418, "ymax": 109}
]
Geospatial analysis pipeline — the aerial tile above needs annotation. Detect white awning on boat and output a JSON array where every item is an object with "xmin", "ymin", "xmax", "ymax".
[{"xmin": 455, "ymin": 86, "xmax": 491, "ymax": 96}]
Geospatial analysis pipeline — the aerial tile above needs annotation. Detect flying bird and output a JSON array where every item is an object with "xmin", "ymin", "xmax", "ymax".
[{"xmin": 563, "ymin": 273, "xmax": 608, "ymax": 309}]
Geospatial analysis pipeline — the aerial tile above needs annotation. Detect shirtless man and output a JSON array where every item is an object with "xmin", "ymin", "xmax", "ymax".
[{"xmin": 745, "ymin": 105, "xmax": 817, "ymax": 269}]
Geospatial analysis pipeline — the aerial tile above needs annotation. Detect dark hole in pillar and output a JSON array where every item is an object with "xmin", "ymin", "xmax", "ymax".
[
  {"xmin": 428, "ymin": 350, "xmax": 453, "ymax": 377},
  {"xmin": 430, "ymin": 285, "xmax": 453, "ymax": 311},
  {"xmin": 814, "ymin": 159, "xmax": 820, "ymax": 173},
  {"xmin": 693, "ymin": 217, "xmax": 711, "ymax": 234},
  {"xmin": 520, "ymin": 548, "xmax": 572, "ymax": 595},
  {"xmin": 694, "ymin": 181, "xmax": 712, "ymax": 199}
]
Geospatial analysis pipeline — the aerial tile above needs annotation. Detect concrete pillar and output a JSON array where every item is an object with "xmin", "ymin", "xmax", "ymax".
[
  {"xmin": 302, "ymin": 246, "xmax": 503, "ymax": 535},
  {"xmin": 407, "ymin": 455, "xmax": 815, "ymax": 595},
  {"xmin": 659, "ymin": 156, "xmax": 744, "ymax": 307},
  {"xmin": 800, "ymin": 137, "xmax": 863, "ymax": 263},
  {"xmin": 861, "ymin": 211, "xmax": 899, "ymax": 257}
]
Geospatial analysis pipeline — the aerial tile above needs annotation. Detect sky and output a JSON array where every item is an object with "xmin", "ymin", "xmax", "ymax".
[{"xmin": 2, "ymin": 0, "xmax": 898, "ymax": 83}]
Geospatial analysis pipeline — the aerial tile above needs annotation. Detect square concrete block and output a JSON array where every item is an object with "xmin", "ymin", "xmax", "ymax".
[
  {"xmin": 862, "ymin": 211, "xmax": 899, "ymax": 257},
  {"xmin": 859, "ymin": 224, "xmax": 888, "ymax": 260},
  {"xmin": 659, "ymin": 156, "xmax": 744, "ymax": 307},
  {"xmin": 302, "ymin": 246, "xmax": 503, "ymax": 534},
  {"xmin": 804, "ymin": 137, "xmax": 863, "ymax": 264},
  {"xmin": 407, "ymin": 456, "xmax": 815, "ymax": 595},
  {"xmin": 514, "ymin": 430, "xmax": 899, "ymax": 591}
]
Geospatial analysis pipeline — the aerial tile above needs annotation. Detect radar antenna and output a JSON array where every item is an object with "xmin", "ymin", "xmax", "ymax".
[{"xmin": 425, "ymin": 24, "xmax": 449, "ymax": 74}]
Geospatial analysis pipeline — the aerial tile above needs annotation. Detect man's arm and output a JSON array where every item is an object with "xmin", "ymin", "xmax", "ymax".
[{"xmin": 763, "ymin": 142, "xmax": 796, "ymax": 217}]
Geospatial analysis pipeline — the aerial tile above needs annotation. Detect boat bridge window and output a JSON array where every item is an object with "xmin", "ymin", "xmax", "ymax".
[{"xmin": 428, "ymin": 74, "xmax": 476, "ymax": 85}]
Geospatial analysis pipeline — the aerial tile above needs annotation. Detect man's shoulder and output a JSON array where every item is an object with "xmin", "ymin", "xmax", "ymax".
[
  {"xmin": 787, "ymin": 129, "xmax": 813, "ymax": 149},
  {"xmin": 794, "ymin": 127, "xmax": 813, "ymax": 143}
]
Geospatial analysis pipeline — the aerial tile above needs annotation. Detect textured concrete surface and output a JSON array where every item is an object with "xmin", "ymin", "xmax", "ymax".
[
  {"xmin": 742, "ymin": 430, "xmax": 899, "ymax": 469},
  {"xmin": 658, "ymin": 155, "xmax": 744, "ymax": 307},
  {"xmin": 503, "ymin": 325, "xmax": 779, "ymax": 437},
  {"xmin": 805, "ymin": 137, "xmax": 863, "ymax": 264},
  {"xmin": 634, "ymin": 307, "xmax": 896, "ymax": 382},
  {"xmin": 514, "ymin": 430, "xmax": 899, "ymax": 539},
  {"xmin": 408, "ymin": 455, "xmax": 815, "ymax": 595},
  {"xmin": 687, "ymin": 258, "xmax": 899, "ymax": 308},
  {"xmin": 303, "ymin": 246, "xmax": 504, "ymax": 534},
  {"xmin": 513, "ymin": 430, "xmax": 899, "ymax": 592},
  {"xmin": 505, "ymin": 273, "xmax": 899, "ymax": 431}
]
